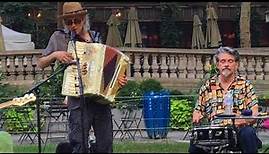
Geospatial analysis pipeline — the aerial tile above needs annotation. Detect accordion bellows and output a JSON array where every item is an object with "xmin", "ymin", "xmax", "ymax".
[{"xmin": 62, "ymin": 41, "xmax": 130, "ymax": 103}]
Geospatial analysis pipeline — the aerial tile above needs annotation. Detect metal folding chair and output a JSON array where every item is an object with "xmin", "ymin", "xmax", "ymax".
[
  {"xmin": 15, "ymin": 106, "xmax": 41, "ymax": 144},
  {"xmin": 113, "ymin": 103, "xmax": 143, "ymax": 140},
  {"xmin": 43, "ymin": 100, "xmax": 69, "ymax": 144}
]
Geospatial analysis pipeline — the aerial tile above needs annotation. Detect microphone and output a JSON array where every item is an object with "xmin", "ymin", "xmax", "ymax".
[{"xmin": 70, "ymin": 30, "xmax": 77, "ymax": 42}]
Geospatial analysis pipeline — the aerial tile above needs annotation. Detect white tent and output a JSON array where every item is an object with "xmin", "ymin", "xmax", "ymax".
[{"xmin": 1, "ymin": 25, "xmax": 35, "ymax": 51}]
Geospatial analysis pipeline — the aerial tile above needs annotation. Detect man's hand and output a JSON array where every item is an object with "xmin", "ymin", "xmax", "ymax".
[
  {"xmin": 54, "ymin": 51, "xmax": 74, "ymax": 64},
  {"xmin": 193, "ymin": 110, "xmax": 203, "ymax": 124},
  {"xmin": 118, "ymin": 74, "xmax": 127, "ymax": 88}
]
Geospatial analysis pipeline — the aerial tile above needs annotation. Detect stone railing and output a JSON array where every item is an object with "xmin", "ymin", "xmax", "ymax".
[
  {"xmin": 1, "ymin": 47, "xmax": 269, "ymax": 91},
  {"xmin": 119, "ymin": 47, "xmax": 269, "ymax": 80}
]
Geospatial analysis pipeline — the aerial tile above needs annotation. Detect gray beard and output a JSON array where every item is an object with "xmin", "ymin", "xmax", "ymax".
[{"xmin": 221, "ymin": 69, "xmax": 232, "ymax": 78}]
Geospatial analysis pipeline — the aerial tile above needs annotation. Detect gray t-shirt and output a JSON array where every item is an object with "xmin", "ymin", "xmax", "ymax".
[
  {"xmin": 43, "ymin": 29, "xmax": 103, "ymax": 110},
  {"xmin": 43, "ymin": 29, "xmax": 102, "ymax": 56}
]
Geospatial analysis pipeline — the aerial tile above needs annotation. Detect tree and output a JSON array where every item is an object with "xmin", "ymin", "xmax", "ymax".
[
  {"xmin": 160, "ymin": 3, "xmax": 183, "ymax": 48},
  {"xmin": 240, "ymin": 2, "xmax": 251, "ymax": 48}
]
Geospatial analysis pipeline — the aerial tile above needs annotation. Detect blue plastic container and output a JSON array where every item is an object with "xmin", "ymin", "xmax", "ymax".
[{"xmin": 143, "ymin": 90, "xmax": 170, "ymax": 139}]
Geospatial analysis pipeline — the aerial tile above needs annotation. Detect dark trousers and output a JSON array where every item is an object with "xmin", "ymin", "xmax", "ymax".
[
  {"xmin": 68, "ymin": 99, "xmax": 113, "ymax": 153},
  {"xmin": 188, "ymin": 126, "xmax": 262, "ymax": 153}
]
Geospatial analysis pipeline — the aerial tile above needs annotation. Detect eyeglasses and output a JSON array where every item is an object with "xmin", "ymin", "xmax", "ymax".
[{"xmin": 64, "ymin": 18, "xmax": 82, "ymax": 26}]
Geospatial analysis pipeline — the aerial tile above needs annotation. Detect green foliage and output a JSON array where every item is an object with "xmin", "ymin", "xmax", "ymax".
[
  {"xmin": 115, "ymin": 79, "xmax": 165, "ymax": 109},
  {"xmin": 140, "ymin": 79, "xmax": 164, "ymax": 93},
  {"xmin": 115, "ymin": 80, "xmax": 143, "ymax": 109},
  {"xmin": 170, "ymin": 99, "xmax": 193, "ymax": 130},
  {"xmin": 37, "ymin": 63, "xmax": 65, "ymax": 100},
  {"xmin": 250, "ymin": 8, "xmax": 262, "ymax": 47},
  {"xmin": 0, "ymin": 2, "xmax": 56, "ymax": 49},
  {"xmin": 160, "ymin": 3, "xmax": 183, "ymax": 48},
  {"xmin": 3, "ymin": 107, "xmax": 35, "ymax": 132},
  {"xmin": 0, "ymin": 70, "xmax": 37, "ymax": 132}
]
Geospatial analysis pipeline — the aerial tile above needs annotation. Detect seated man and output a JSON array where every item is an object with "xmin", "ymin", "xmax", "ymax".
[{"xmin": 189, "ymin": 46, "xmax": 262, "ymax": 153}]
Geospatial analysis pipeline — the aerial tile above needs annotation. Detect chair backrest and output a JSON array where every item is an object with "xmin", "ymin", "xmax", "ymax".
[{"xmin": 121, "ymin": 103, "xmax": 139, "ymax": 120}]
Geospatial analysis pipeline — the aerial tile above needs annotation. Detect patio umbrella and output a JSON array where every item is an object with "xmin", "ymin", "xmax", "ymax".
[
  {"xmin": 191, "ymin": 15, "xmax": 205, "ymax": 49},
  {"xmin": 124, "ymin": 7, "xmax": 142, "ymax": 47},
  {"xmin": 205, "ymin": 5, "xmax": 222, "ymax": 48},
  {"xmin": 0, "ymin": 16, "xmax": 5, "ymax": 51},
  {"xmin": 106, "ymin": 13, "xmax": 123, "ymax": 47}
]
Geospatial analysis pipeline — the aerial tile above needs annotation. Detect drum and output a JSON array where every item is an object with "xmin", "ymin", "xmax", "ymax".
[{"xmin": 190, "ymin": 125, "xmax": 238, "ymax": 149}]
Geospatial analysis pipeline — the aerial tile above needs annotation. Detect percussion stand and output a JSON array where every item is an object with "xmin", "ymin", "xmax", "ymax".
[
  {"xmin": 71, "ymin": 34, "xmax": 87, "ymax": 153},
  {"xmin": 24, "ymin": 64, "xmax": 71, "ymax": 153}
]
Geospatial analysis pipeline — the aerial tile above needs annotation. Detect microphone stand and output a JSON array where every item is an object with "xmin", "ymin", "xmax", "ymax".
[
  {"xmin": 23, "ymin": 63, "xmax": 70, "ymax": 153},
  {"xmin": 71, "ymin": 32, "xmax": 87, "ymax": 153}
]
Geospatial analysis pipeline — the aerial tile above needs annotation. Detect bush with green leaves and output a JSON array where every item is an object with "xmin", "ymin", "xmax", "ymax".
[
  {"xmin": 115, "ymin": 80, "xmax": 143, "ymax": 110},
  {"xmin": 140, "ymin": 79, "xmax": 164, "ymax": 93},
  {"xmin": 115, "ymin": 79, "xmax": 165, "ymax": 109},
  {"xmin": 0, "ymin": 70, "xmax": 36, "ymax": 132},
  {"xmin": 170, "ymin": 99, "xmax": 193, "ymax": 130}
]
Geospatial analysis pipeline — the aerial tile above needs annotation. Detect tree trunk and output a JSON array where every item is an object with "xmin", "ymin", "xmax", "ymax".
[
  {"xmin": 240, "ymin": 2, "xmax": 251, "ymax": 48},
  {"xmin": 57, "ymin": 2, "xmax": 64, "ymax": 29}
]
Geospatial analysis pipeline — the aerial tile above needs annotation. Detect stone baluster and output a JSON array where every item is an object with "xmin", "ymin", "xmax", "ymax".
[
  {"xmin": 178, "ymin": 54, "xmax": 187, "ymax": 78},
  {"xmin": 246, "ymin": 56, "xmax": 255, "ymax": 80},
  {"xmin": 15, "ymin": 56, "xmax": 24, "ymax": 80},
  {"xmin": 6, "ymin": 56, "xmax": 14, "ymax": 80},
  {"xmin": 31, "ymin": 55, "xmax": 39, "ymax": 80},
  {"xmin": 151, "ymin": 53, "xmax": 159, "ymax": 78},
  {"xmin": 160, "ymin": 54, "xmax": 168, "ymax": 78},
  {"xmin": 264, "ymin": 57, "xmax": 269, "ymax": 80},
  {"xmin": 0, "ymin": 56, "xmax": 5, "ymax": 76},
  {"xmin": 187, "ymin": 55, "xmax": 196, "ymax": 79},
  {"xmin": 133, "ymin": 53, "xmax": 142, "ymax": 78},
  {"xmin": 125, "ymin": 52, "xmax": 132, "ymax": 78},
  {"xmin": 255, "ymin": 56, "xmax": 263, "ymax": 80},
  {"xmin": 238, "ymin": 56, "xmax": 247, "ymax": 78},
  {"xmin": 143, "ymin": 53, "xmax": 151, "ymax": 78},
  {"xmin": 195, "ymin": 55, "xmax": 204, "ymax": 79},
  {"xmin": 169, "ymin": 54, "xmax": 177, "ymax": 78},
  {"xmin": 23, "ymin": 56, "xmax": 33, "ymax": 80},
  {"xmin": 203, "ymin": 55, "xmax": 211, "ymax": 72}
]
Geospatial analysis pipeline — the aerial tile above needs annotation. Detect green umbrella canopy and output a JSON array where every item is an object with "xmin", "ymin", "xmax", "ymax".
[
  {"xmin": 124, "ymin": 7, "xmax": 142, "ymax": 47},
  {"xmin": 205, "ymin": 5, "xmax": 222, "ymax": 48},
  {"xmin": 192, "ymin": 15, "xmax": 205, "ymax": 49},
  {"xmin": 106, "ymin": 13, "xmax": 123, "ymax": 47},
  {"xmin": 0, "ymin": 16, "xmax": 6, "ymax": 52}
]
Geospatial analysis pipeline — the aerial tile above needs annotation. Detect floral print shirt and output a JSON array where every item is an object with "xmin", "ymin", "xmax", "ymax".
[{"xmin": 194, "ymin": 74, "xmax": 258, "ymax": 125}]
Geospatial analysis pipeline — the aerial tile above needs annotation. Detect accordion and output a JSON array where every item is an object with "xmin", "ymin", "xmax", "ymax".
[{"xmin": 61, "ymin": 41, "xmax": 130, "ymax": 103}]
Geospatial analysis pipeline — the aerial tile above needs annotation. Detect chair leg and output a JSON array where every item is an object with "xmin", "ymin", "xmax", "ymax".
[
  {"xmin": 182, "ymin": 129, "xmax": 190, "ymax": 140},
  {"xmin": 113, "ymin": 119, "xmax": 124, "ymax": 138}
]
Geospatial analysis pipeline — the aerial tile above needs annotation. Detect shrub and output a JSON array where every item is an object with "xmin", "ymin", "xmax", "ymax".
[
  {"xmin": 140, "ymin": 79, "xmax": 164, "ymax": 93},
  {"xmin": 115, "ymin": 80, "xmax": 143, "ymax": 110},
  {"xmin": 170, "ymin": 99, "xmax": 193, "ymax": 130},
  {"xmin": 0, "ymin": 70, "xmax": 36, "ymax": 132}
]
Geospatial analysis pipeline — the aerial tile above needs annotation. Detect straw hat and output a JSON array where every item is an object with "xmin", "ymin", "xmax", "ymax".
[{"xmin": 58, "ymin": 2, "xmax": 87, "ymax": 19}]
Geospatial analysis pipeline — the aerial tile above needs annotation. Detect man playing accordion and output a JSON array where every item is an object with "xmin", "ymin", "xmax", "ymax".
[
  {"xmin": 37, "ymin": 2, "xmax": 127, "ymax": 153},
  {"xmin": 189, "ymin": 46, "xmax": 262, "ymax": 153}
]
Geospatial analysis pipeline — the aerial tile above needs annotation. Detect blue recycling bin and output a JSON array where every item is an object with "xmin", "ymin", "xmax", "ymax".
[{"xmin": 143, "ymin": 90, "xmax": 170, "ymax": 139}]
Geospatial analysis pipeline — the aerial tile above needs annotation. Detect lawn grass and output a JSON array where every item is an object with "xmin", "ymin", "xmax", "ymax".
[{"xmin": 13, "ymin": 141, "xmax": 269, "ymax": 153}]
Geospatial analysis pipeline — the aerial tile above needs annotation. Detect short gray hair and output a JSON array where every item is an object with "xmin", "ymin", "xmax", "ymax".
[{"xmin": 214, "ymin": 46, "xmax": 240, "ymax": 62}]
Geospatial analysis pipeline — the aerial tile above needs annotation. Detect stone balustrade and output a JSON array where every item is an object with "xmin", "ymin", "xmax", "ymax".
[
  {"xmin": 1, "ymin": 47, "xmax": 269, "ymax": 92},
  {"xmin": 119, "ymin": 47, "xmax": 269, "ymax": 80}
]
